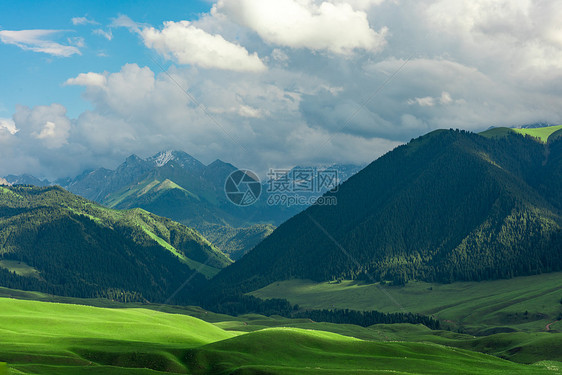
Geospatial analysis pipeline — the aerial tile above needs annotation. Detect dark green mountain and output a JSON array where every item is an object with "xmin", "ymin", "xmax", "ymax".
[
  {"xmin": 0, "ymin": 185, "xmax": 231, "ymax": 303},
  {"xmin": 206, "ymin": 129, "xmax": 562, "ymax": 296}
]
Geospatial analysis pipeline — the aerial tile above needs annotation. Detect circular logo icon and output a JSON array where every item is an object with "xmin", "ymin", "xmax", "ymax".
[{"xmin": 224, "ymin": 169, "xmax": 261, "ymax": 206}]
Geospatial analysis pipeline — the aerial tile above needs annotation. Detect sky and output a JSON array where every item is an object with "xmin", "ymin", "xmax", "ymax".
[{"xmin": 1, "ymin": 0, "xmax": 562, "ymax": 180}]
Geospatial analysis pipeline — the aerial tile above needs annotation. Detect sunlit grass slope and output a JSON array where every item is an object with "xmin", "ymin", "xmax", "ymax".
[
  {"xmin": 0, "ymin": 297, "xmax": 237, "ymax": 374},
  {"xmin": 0, "ymin": 297, "xmax": 561, "ymax": 374},
  {"xmin": 479, "ymin": 125, "xmax": 562, "ymax": 143},
  {"xmin": 185, "ymin": 327, "xmax": 558, "ymax": 374},
  {"xmin": 512, "ymin": 125, "xmax": 562, "ymax": 143}
]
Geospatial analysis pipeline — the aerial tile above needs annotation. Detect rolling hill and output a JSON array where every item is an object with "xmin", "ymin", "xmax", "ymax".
[
  {"xmin": 205, "ymin": 129, "xmax": 562, "ymax": 298},
  {"xmin": 1, "ymin": 297, "xmax": 558, "ymax": 375},
  {"xmin": 0, "ymin": 185, "xmax": 231, "ymax": 303}
]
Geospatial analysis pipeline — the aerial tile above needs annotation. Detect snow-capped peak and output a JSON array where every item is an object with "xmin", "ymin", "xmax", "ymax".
[{"xmin": 152, "ymin": 150, "xmax": 174, "ymax": 167}]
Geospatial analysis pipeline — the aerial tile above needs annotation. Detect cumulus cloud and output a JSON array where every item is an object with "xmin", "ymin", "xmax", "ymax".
[
  {"xmin": 0, "ymin": 118, "xmax": 18, "ymax": 146},
  {"xmin": 0, "ymin": 118, "xmax": 18, "ymax": 135},
  {"xmin": 64, "ymin": 72, "xmax": 107, "ymax": 87},
  {"xmin": 14, "ymin": 104, "xmax": 71, "ymax": 149},
  {"xmin": 212, "ymin": 0, "xmax": 388, "ymax": 54},
  {"xmin": 424, "ymin": 0, "xmax": 562, "ymax": 76},
  {"xmin": 4, "ymin": 0, "xmax": 562, "ymax": 180},
  {"xmin": 33, "ymin": 121, "xmax": 58, "ymax": 140},
  {"xmin": 0, "ymin": 29, "xmax": 81, "ymax": 57},
  {"xmin": 118, "ymin": 16, "xmax": 266, "ymax": 72}
]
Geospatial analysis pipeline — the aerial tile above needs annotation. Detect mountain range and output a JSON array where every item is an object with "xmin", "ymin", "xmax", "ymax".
[
  {"xmin": 205, "ymin": 129, "xmax": 562, "ymax": 297},
  {"xmin": 3, "ymin": 151, "xmax": 363, "ymax": 259},
  {"xmin": 3, "ymin": 126, "xmax": 562, "ymax": 321},
  {"xmin": 0, "ymin": 185, "xmax": 231, "ymax": 303}
]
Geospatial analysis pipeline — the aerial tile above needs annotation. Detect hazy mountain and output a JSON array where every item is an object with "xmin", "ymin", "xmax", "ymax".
[
  {"xmin": 206, "ymin": 129, "xmax": 562, "ymax": 296},
  {"xmin": 0, "ymin": 185, "xmax": 231, "ymax": 303},
  {"xmin": 4, "ymin": 151, "xmax": 364, "ymax": 258},
  {"xmin": 4, "ymin": 174, "xmax": 50, "ymax": 187}
]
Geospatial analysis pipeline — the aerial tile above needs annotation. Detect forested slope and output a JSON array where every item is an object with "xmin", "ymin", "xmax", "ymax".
[
  {"xmin": 0, "ymin": 185, "xmax": 231, "ymax": 303},
  {"xmin": 206, "ymin": 130, "xmax": 562, "ymax": 296}
]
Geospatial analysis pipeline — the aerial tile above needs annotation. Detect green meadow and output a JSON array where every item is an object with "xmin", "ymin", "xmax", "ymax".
[
  {"xmin": 1, "ymin": 297, "xmax": 560, "ymax": 374},
  {"xmin": 250, "ymin": 272, "xmax": 562, "ymax": 333}
]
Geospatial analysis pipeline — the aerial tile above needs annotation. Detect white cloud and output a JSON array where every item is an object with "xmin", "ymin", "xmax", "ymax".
[
  {"xmin": 64, "ymin": 72, "xmax": 107, "ymax": 87},
  {"xmin": 213, "ymin": 0, "xmax": 388, "ymax": 55},
  {"xmin": 33, "ymin": 121, "xmax": 57, "ymax": 139},
  {"xmin": 0, "ymin": 118, "xmax": 18, "ymax": 135},
  {"xmin": 93, "ymin": 28, "xmax": 113, "ymax": 40},
  {"xmin": 0, "ymin": 118, "xmax": 18, "ymax": 145},
  {"xmin": 408, "ymin": 92, "xmax": 454, "ymax": 107},
  {"xmin": 68, "ymin": 36, "xmax": 85, "ymax": 48},
  {"xmin": 14, "ymin": 104, "xmax": 71, "ymax": 149},
  {"xmin": 0, "ymin": 29, "xmax": 81, "ymax": 57},
  {"xmin": 111, "ymin": 15, "xmax": 141, "ymax": 32},
  {"xmin": 71, "ymin": 16, "xmax": 98, "ymax": 26},
  {"xmin": 439, "ymin": 91, "xmax": 453, "ymax": 105},
  {"xmin": 332, "ymin": 0, "xmax": 386, "ymax": 10},
  {"xmin": 424, "ymin": 0, "xmax": 562, "ymax": 75},
  {"xmin": 408, "ymin": 96, "xmax": 435, "ymax": 107},
  {"xmin": 138, "ymin": 20, "xmax": 266, "ymax": 72},
  {"xmin": 5, "ymin": 1, "xmax": 562, "ymax": 180}
]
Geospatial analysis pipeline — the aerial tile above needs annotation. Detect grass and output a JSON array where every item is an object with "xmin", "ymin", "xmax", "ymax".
[
  {"xmin": 3, "ymin": 285, "xmax": 561, "ymax": 365},
  {"xmin": 186, "ymin": 327, "xmax": 558, "ymax": 374},
  {"xmin": 512, "ymin": 125, "xmax": 562, "ymax": 143},
  {"xmin": 103, "ymin": 178, "xmax": 200, "ymax": 209},
  {"xmin": 250, "ymin": 272, "xmax": 562, "ymax": 333},
  {"xmin": 479, "ymin": 125, "xmax": 562, "ymax": 143},
  {"xmin": 0, "ymin": 260, "xmax": 41, "ymax": 279},
  {"xmin": 2, "ymin": 297, "xmax": 561, "ymax": 374},
  {"xmin": 0, "ymin": 297, "xmax": 238, "ymax": 374},
  {"xmin": 479, "ymin": 127, "xmax": 516, "ymax": 139},
  {"xmin": 140, "ymin": 224, "xmax": 221, "ymax": 278}
]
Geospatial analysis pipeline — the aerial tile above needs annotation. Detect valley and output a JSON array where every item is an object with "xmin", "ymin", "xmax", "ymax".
[
  {"xmin": 2, "ymin": 127, "xmax": 562, "ymax": 374},
  {"xmin": 3, "ymin": 0, "xmax": 562, "ymax": 372}
]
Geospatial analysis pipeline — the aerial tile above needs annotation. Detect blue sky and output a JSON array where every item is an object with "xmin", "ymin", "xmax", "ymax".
[
  {"xmin": 1, "ymin": 0, "xmax": 562, "ymax": 179},
  {"xmin": 0, "ymin": 0, "xmax": 211, "ymax": 118}
]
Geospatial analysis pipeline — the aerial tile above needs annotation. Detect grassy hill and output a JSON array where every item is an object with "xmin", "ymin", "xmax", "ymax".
[
  {"xmin": 0, "ymin": 297, "xmax": 237, "ymax": 374},
  {"xmin": 0, "ymin": 185, "xmax": 231, "ymax": 303},
  {"xmin": 512, "ymin": 125, "xmax": 562, "ymax": 143},
  {"xmin": 1, "ymin": 297, "xmax": 559, "ymax": 375},
  {"xmin": 205, "ymin": 129, "xmax": 562, "ymax": 299}
]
